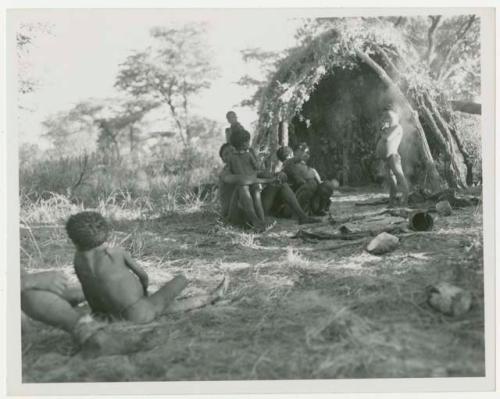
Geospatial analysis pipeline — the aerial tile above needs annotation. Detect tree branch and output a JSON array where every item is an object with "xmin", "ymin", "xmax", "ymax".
[
  {"xmin": 425, "ymin": 15, "xmax": 442, "ymax": 65},
  {"xmin": 160, "ymin": 80, "xmax": 187, "ymax": 146},
  {"xmin": 436, "ymin": 15, "xmax": 476, "ymax": 80}
]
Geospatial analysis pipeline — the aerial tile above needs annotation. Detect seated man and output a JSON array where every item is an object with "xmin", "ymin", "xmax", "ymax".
[
  {"xmin": 280, "ymin": 143, "xmax": 334, "ymax": 216},
  {"xmin": 218, "ymin": 143, "xmax": 319, "ymax": 229}
]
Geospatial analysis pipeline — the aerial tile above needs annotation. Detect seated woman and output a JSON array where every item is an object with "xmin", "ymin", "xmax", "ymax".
[
  {"xmin": 218, "ymin": 143, "xmax": 319, "ymax": 231},
  {"xmin": 279, "ymin": 143, "xmax": 334, "ymax": 216}
]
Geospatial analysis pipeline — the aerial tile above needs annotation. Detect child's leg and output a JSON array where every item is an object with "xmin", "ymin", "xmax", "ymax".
[
  {"xmin": 21, "ymin": 289, "xmax": 82, "ymax": 332},
  {"xmin": 250, "ymin": 184, "xmax": 265, "ymax": 221},
  {"xmin": 229, "ymin": 186, "xmax": 261, "ymax": 227},
  {"xmin": 124, "ymin": 275, "xmax": 188, "ymax": 323},
  {"xmin": 385, "ymin": 160, "xmax": 398, "ymax": 203},
  {"xmin": 166, "ymin": 275, "xmax": 229, "ymax": 313},
  {"xmin": 387, "ymin": 154, "xmax": 409, "ymax": 204}
]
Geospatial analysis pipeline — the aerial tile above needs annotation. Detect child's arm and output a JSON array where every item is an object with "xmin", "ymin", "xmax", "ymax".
[
  {"xmin": 123, "ymin": 251, "xmax": 149, "ymax": 296},
  {"xmin": 249, "ymin": 148, "xmax": 263, "ymax": 171}
]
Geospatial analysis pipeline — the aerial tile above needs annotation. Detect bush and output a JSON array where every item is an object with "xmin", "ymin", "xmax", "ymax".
[{"xmin": 19, "ymin": 145, "xmax": 222, "ymax": 215}]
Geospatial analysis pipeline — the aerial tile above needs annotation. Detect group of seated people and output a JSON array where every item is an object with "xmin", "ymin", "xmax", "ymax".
[
  {"xmin": 218, "ymin": 111, "xmax": 335, "ymax": 232},
  {"xmin": 19, "ymin": 107, "xmax": 409, "ymax": 358}
]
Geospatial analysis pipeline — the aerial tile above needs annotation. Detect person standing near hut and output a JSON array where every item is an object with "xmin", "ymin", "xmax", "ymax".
[{"xmin": 375, "ymin": 109, "xmax": 409, "ymax": 207}]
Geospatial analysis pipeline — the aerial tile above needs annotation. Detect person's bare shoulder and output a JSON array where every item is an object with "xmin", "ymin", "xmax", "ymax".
[{"xmin": 101, "ymin": 247, "xmax": 130, "ymax": 265}]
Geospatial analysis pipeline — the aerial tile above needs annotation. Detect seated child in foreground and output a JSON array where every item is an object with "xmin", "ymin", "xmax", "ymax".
[
  {"xmin": 66, "ymin": 211, "xmax": 227, "ymax": 324},
  {"xmin": 279, "ymin": 143, "xmax": 334, "ymax": 216}
]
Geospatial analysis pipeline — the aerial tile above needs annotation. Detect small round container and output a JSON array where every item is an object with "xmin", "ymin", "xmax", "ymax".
[{"xmin": 408, "ymin": 211, "xmax": 434, "ymax": 231}]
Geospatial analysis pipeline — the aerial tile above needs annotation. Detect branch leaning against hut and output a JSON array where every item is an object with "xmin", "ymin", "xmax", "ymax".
[
  {"xmin": 423, "ymin": 94, "xmax": 467, "ymax": 188},
  {"xmin": 418, "ymin": 97, "xmax": 463, "ymax": 189}
]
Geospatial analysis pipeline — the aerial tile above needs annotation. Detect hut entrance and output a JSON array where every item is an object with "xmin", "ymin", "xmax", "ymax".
[{"xmin": 288, "ymin": 64, "xmax": 410, "ymax": 187}]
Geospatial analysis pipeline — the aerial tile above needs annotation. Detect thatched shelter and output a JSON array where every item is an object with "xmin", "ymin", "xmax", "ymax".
[{"xmin": 253, "ymin": 22, "xmax": 472, "ymax": 190}]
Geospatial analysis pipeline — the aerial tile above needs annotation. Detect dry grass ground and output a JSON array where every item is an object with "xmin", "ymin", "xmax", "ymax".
[{"xmin": 20, "ymin": 189, "xmax": 484, "ymax": 382}]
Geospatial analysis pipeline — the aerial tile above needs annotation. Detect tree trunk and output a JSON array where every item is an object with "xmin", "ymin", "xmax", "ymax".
[
  {"xmin": 267, "ymin": 120, "xmax": 280, "ymax": 172},
  {"xmin": 279, "ymin": 120, "xmax": 289, "ymax": 147},
  {"xmin": 355, "ymin": 49, "xmax": 443, "ymax": 191}
]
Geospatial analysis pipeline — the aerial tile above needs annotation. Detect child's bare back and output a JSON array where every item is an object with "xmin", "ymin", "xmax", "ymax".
[{"xmin": 73, "ymin": 245, "xmax": 146, "ymax": 318}]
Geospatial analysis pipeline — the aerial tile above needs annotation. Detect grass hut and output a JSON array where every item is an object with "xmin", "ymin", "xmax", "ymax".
[{"xmin": 253, "ymin": 20, "xmax": 473, "ymax": 190}]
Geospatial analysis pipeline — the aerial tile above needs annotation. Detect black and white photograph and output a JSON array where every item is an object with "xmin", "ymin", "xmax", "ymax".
[{"xmin": 5, "ymin": 5, "xmax": 496, "ymax": 395}]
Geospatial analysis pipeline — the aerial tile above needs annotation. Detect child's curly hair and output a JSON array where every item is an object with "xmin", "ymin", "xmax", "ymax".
[
  {"xmin": 66, "ymin": 211, "xmax": 110, "ymax": 251},
  {"xmin": 229, "ymin": 128, "xmax": 251, "ymax": 150}
]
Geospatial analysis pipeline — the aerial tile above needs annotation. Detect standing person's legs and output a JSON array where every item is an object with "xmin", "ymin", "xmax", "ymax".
[
  {"xmin": 387, "ymin": 154, "xmax": 409, "ymax": 204},
  {"xmin": 385, "ymin": 160, "xmax": 398, "ymax": 204}
]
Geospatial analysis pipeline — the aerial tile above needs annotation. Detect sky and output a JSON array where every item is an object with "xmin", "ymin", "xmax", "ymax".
[{"xmin": 13, "ymin": 9, "xmax": 304, "ymax": 146}]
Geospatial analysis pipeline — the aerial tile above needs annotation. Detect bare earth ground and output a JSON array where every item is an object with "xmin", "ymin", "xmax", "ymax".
[{"xmin": 20, "ymin": 189, "xmax": 484, "ymax": 382}]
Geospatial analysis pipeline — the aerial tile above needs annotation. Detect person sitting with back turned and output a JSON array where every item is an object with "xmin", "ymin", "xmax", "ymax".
[{"xmin": 65, "ymin": 211, "xmax": 228, "ymax": 324}]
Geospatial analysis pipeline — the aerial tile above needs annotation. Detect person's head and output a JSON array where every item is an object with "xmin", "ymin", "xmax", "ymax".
[
  {"xmin": 66, "ymin": 211, "xmax": 110, "ymax": 251},
  {"xmin": 276, "ymin": 146, "xmax": 294, "ymax": 162},
  {"xmin": 219, "ymin": 143, "xmax": 235, "ymax": 164},
  {"xmin": 381, "ymin": 109, "xmax": 400, "ymax": 129},
  {"xmin": 226, "ymin": 111, "xmax": 238, "ymax": 125},
  {"xmin": 230, "ymin": 128, "xmax": 251, "ymax": 151},
  {"xmin": 294, "ymin": 142, "xmax": 310, "ymax": 162}
]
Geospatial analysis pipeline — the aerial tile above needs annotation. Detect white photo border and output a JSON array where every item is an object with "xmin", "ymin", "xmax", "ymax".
[{"xmin": 4, "ymin": 5, "xmax": 496, "ymax": 396}]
